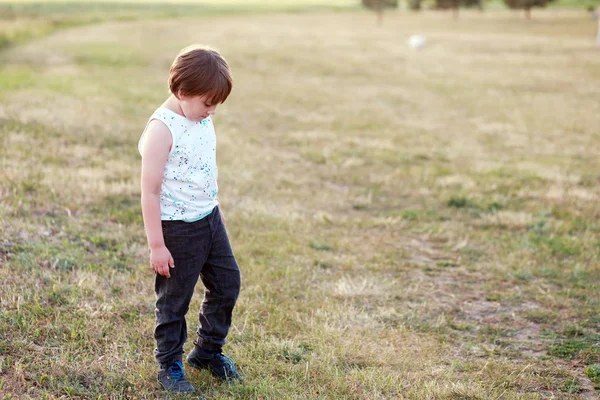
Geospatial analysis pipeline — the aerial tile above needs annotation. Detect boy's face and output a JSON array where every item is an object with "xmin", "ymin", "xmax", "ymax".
[{"xmin": 179, "ymin": 93, "xmax": 218, "ymax": 122}]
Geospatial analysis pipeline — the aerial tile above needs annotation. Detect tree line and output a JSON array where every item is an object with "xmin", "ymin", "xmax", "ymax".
[{"xmin": 362, "ymin": 0, "xmax": 558, "ymax": 19}]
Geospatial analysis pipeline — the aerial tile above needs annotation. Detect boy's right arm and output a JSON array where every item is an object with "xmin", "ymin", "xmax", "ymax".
[{"xmin": 140, "ymin": 120, "xmax": 175, "ymax": 278}]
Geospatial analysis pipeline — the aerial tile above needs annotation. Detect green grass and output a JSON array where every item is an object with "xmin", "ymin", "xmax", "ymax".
[{"xmin": 1, "ymin": 4, "xmax": 600, "ymax": 399}]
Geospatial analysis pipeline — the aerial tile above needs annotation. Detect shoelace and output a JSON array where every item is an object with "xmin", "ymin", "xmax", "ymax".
[
  {"xmin": 167, "ymin": 361, "xmax": 185, "ymax": 382},
  {"xmin": 216, "ymin": 353, "xmax": 237, "ymax": 375}
]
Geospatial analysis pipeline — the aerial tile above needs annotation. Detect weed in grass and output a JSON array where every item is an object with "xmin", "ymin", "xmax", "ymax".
[
  {"xmin": 528, "ymin": 219, "xmax": 548, "ymax": 235},
  {"xmin": 560, "ymin": 376, "xmax": 581, "ymax": 393},
  {"xmin": 534, "ymin": 235, "xmax": 581, "ymax": 257},
  {"xmin": 278, "ymin": 343, "xmax": 312, "ymax": 365},
  {"xmin": 486, "ymin": 201, "xmax": 503, "ymax": 212},
  {"xmin": 400, "ymin": 210, "xmax": 418, "ymax": 220},
  {"xmin": 436, "ymin": 260, "xmax": 458, "ymax": 268},
  {"xmin": 523, "ymin": 308, "xmax": 556, "ymax": 324},
  {"xmin": 562, "ymin": 323, "xmax": 586, "ymax": 338},
  {"xmin": 460, "ymin": 247, "xmax": 485, "ymax": 264},
  {"xmin": 585, "ymin": 364, "xmax": 600, "ymax": 389},
  {"xmin": 509, "ymin": 270, "xmax": 532, "ymax": 282},
  {"xmin": 447, "ymin": 195, "xmax": 471, "ymax": 209},
  {"xmin": 548, "ymin": 339, "xmax": 600, "ymax": 362},
  {"xmin": 309, "ymin": 242, "xmax": 332, "ymax": 251},
  {"xmin": 485, "ymin": 293, "xmax": 502, "ymax": 302}
]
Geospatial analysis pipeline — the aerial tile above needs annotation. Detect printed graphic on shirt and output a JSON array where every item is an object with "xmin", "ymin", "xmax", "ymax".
[{"xmin": 139, "ymin": 108, "xmax": 219, "ymax": 221}]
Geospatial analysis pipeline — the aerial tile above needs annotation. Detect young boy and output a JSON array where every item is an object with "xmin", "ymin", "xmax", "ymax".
[{"xmin": 139, "ymin": 45, "xmax": 242, "ymax": 394}]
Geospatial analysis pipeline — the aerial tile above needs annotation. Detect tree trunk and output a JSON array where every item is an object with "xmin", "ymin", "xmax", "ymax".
[
  {"xmin": 377, "ymin": 1, "xmax": 384, "ymax": 25},
  {"xmin": 451, "ymin": 0, "xmax": 460, "ymax": 20}
]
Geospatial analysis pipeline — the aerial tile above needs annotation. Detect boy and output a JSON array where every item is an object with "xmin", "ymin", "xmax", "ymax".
[{"xmin": 139, "ymin": 45, "xmax": 242, "ymax": 394}]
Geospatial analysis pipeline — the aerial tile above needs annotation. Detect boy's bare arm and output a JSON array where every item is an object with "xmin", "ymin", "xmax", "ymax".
[{"xmin": 141, "ymin": 120, "xmax": 175, "ymax": 278}]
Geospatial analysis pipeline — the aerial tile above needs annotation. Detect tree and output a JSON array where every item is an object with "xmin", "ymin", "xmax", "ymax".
[
  {"xmin": 361, "ymin": 0, "xmax": 399, "ymax": 9},
  {"xmin": 433, "ymin": 0, "xmax": 483, "ymax": 19},
  {"xmin": 361, "ymin": 0, "xmax": 399, "ymax": 25},
  {"xmin": 504, "ymin": 0, "xmax": 555, "ymax": 19},
  {"xmin": 407, "ymin": 0, "xmax": 422, "ymax": 11}
]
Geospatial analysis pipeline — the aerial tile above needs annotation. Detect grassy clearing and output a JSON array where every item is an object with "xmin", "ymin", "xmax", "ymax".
[
  {"xmin": 0, "ymin": 0, "xmax": 594, "ymax": 52},
  {"xmin": 1, "ymin": 6, "xmax": 600, "ymax": 400},
  {"xmin": 0, "ymin": 1, "xmax": 358, "ymax": 51}
]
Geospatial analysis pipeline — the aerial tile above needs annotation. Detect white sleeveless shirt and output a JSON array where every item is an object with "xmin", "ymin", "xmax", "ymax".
[{"xmin": 139, "ymin": 108, "xmax": 218, "ymax": 222}]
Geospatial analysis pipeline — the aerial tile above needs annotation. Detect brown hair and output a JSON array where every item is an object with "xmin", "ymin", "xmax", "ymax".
[{"xmin": 168, "ymin": 45, "xmax": 232, "ymax": 105}]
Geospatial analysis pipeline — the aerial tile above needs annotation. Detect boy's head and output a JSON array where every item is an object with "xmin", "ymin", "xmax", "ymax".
[{"xmin": 169, "ymin": 45, "xmax": 232, "ymax": 121}]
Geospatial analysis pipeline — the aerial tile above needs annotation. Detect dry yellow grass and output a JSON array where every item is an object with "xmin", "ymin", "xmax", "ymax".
[{"xmin": 1, "ymin": 7, "xmax": 599, "ymax": 399}]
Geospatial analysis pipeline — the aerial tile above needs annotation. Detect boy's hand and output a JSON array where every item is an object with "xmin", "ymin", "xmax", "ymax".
[{"xmin": 149, "ymin": 246, "xmax": 175, "ymax": 278}]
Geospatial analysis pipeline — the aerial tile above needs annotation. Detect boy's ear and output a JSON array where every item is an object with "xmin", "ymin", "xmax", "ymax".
[{"xmin": 177, "ymin": 90, "xmax": 186, "ymax": 100}]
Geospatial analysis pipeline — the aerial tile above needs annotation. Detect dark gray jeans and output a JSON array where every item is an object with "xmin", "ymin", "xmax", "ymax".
[{"xmin": 154, "ymin": 206, "xmax": 241, "ymax": 364}]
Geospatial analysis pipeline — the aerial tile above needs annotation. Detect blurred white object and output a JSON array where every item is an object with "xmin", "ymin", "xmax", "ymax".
[{"xmin": 408, "ymin": 35, "xmax": 426, "ymax": 50}]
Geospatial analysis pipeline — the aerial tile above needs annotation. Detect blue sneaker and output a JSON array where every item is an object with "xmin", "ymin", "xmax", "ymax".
[
  {"xmin": 187, "ymin": 346, "xmax": 243, "ymax": 383},
  {"xmin": 158, "ymin": 361, "xmax": 195, "ymax": 393}
]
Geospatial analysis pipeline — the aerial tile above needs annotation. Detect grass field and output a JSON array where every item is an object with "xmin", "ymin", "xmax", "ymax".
[
  {"xmin": 1, "ymin": 2, "xmax": 600, "ymax": 399},
  {"xmin": 0, "ymin": 0, "xmax": 357, "ymax": 51}
]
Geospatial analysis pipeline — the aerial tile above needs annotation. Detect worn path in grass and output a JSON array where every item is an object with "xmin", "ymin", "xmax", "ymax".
[{"xmin": 1, "ymin": 9, "xmax": 599, "ymax": 399}]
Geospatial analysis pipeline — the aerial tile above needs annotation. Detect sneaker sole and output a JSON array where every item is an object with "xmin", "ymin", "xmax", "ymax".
[
  {"xmin": 158, "ymin": 380, "xmax": 196, "ymax": 394},
  {"xmin": 186, "ymin": 359, "xmax": 242, "ymax": 383}
]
